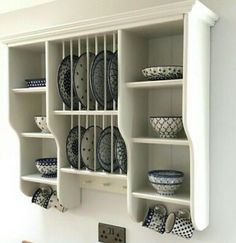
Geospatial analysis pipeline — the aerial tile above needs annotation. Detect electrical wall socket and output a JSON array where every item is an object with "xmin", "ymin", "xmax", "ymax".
[{"xmin": 98, "ymin": 223, "xmax": 126, "ymax": 243}]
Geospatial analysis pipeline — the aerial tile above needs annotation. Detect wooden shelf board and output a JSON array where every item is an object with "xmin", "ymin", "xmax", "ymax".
[
  {"xmin": 132, "ymin": 137, "xmax": 189, "ymax": 146},
  {"xmin": 21, "ymin": 132, "xmax": 54, "ymax": 139},
  {"xmin": 12, "ymin": 87, "xmax": 46, "ymax": 94},
  {"xmin": 61, "ymin": 168, "xmax": 127, "ymax": 180},
  {"xmin": 54, "ymin": 110, "xmax": 118, "ymax": 116},
  {"xmin": 21, "ymin": 174, "xmax": 57, "ymax": 186},
  {"xmin": 126, "ymin": 79, "xmax": 183, "ymax": 89},
  {"xmin": 132, "ymin": 187, "xmax": 190, "ymax": 206}
]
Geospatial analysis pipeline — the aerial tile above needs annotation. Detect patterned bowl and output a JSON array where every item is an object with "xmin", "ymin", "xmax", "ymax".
[
  {"xmin": 34, "ymin": 116, "xmax": 50, "ymax": 133},
  {"xmin": 25, "ymin": 78, "xmax": 46, "ymax": 88},
  {"xmin": 150, "ymin": 116, "xmax": 183, "ymax": 138},
  {"xmin": 148, "ymin": 170, "xmax": 184, "ymax": 184},
  {"xmin": 35, "ymin": 158, "xmax": 57, "ymax": 178},
  {"xmin": 150, "ymin": 183, "xmax": 182, "ymax": 196},
  {"xmin": 142, "ymin": 66, "xmax": 183, "ymax": 80}
]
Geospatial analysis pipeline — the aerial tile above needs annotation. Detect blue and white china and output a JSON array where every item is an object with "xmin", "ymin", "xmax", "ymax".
[
  {"xmin": 149, "ymin": 116, "xmax": 183, "ymax": 138},
  {"xmin": 97, "ymin": 126, "xmax": 121, "ymax": 172},
  {"xmin": 108, "ymin": 51, "xmax": 118, "ymax": 102},
  {"xmin": 48, "ymin": 191, "xmax": 67, "ymax": 213},
  {"xmin": 74, "ymin": 52, "xmax": 96, "ymax": 109},
  {"xmin": 34, "ymin": 116, "xmax": 50, "ymax": 133},
  {"xmin": 115, "ymin": 136, "xmax": 127, "ymax": 173},
  {"xmin": 148, "ymin": 170, "xmax": 184, "ymax": 184},
  {"xmin": 35, "ymin": 158, "xmax": 57, "ymax": 178},
  {"xmin": 57, "ymin": 55, "xmax": 80, "ymax": 109},
  {"xmin": 66, "ymin": 126, "xmax": 86, "ymax": 169},
  {"xmin": 32, "ymin": 187, "xmax": 53, "ymax": 209},
  {"xmin": 150, "ymin": 183, "xmax": 182, "ymax": 196},
  {"xmin": 90, "ymin": 51, "xmax": 114, "ymax": 109},
  {"xmin": 142, "ymin": 66, "xmax": 183, "ymax": 80},
  {"xmin": 81, "ymin": 126, "xmax": 102, "ymax": 171},
  {"xmin": 25, "ymin": 78, "xmax": 46, "ymax": 88},
  {"xmin": 165, "ymin": 211, "xmax": 194, "ymax": 239},
  {"xmin": 142, "ymin": 205, "xmax": 167, "ymax": 234}
]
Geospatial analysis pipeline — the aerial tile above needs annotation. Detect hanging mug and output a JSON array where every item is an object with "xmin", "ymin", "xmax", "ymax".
[
  {"xmin": 48, "ymin": 191, "xmax": 67, "ymax": 212},
  {"xmin": 165, "ymin": 209, "xmax": 194, "ymax": 239},
  {"xmin": 142, "ymin": 205, "xmax": 167, "ymax": 234},
  {"xmin": 32, "ymin": 187, "xmax": 53, "ymax": 209}
]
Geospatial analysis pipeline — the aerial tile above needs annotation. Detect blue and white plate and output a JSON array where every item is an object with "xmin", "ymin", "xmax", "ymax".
[
  {"xmin": 97, "ymin": 126, "xmax": 121, "ymax": 172},
  {"xmin": 108, "ymin": 51, "xmax": 118, "ymax": 102},
  {"xmin": 57, "ymin": 55, "xmax": 80, "ymax": 109},
  {"xmin": 90, "ymin": 51, "xmax": 114, "ymax": 109},
  {"xmin": 66, "ymin": 126, "xmax": 86, "ymax": 169},
  {"xmin": 74, "ymin": 52, "xmax": 96, "ymax": 109},
  {"xmin": 115, "ymin": 136, "xmax": 127, "ymax": 173},
  {"xmin": 81, "ymin": 126, "xmax": 102, "ymax": 171}
]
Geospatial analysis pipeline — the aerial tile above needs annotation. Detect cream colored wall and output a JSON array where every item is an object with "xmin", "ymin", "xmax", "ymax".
[{"xmin": 0, "ymin": 0, "xmax": 235, "ymax": 242}]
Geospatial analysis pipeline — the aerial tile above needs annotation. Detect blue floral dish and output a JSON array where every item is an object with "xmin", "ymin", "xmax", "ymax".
[{"xmin": 35, "ymin": 158, "xmax": 57, "ymax": 178}]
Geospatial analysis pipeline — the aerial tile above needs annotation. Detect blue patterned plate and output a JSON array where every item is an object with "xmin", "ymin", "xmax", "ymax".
[
  {"xmin": 66, "ymin": 126, "xmax": 86, "ymax": 169},
  {"xmin": 97, "ymin": 126, "xmax": 121, "ymax": 172},
  {"xmin": 115, "ymin": 136, "xmax": 127, "ymax": 173},
  {"xmin": 108, "ymin": 51, "xmax": 118, "ymax": 102},
  {"xmin": 57, "ymin": 55, "xmax": 80, "ymax": 109},
  {"xmin": 90, "ymin": 51, "xmax": 113, "ymax": 109},
  {"xmin": 74, "ymin": 52, "xmax": 96, "ymax": 109},
  {"xmin": 81, "ymin": 126, "xmax": 102, "ymax": 171}
]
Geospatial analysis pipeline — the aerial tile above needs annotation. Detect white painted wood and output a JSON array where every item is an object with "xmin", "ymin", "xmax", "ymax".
[
  {"xmin": 21, "ymin": 174, "xmax": 57, "ymax": 186},
  {"xmin": 132, "ymin": 137, "xmax": 189, "ymax": 146},
  {"xmin": 12, "ymin": 87, "xmax": 46, "ymax": 94},
  {"xmin": 21, "ymin": 132, "xmax": 54, "ymax": 139},
  {"xmin": 126, "ymin": 80, "xmax": 183, "ymax": 89},
  {"xmin": 54, "ymin": 110, "xmax": 118, "ymax": 116}
]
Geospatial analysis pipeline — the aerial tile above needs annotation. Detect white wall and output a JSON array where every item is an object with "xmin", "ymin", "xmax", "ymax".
[{"xmin": 0, "ymin": 0, "xmax": 235, "ymax": 242}]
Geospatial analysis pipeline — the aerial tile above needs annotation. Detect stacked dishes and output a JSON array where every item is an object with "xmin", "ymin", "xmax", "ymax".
[
  {"xmin": 25, "ymin": 78, "xmax": 46, "ymax": 88},
  {"xmin": 66, "ymin": 125, "xmax": 127, "ymax": 173},
  {"xmin": 148, "ymin": 170, "xmax": 184, "ymax": 195},
  {"xmin": 57, "ymin": 51, "xmax": 118, "ymax": 110}
]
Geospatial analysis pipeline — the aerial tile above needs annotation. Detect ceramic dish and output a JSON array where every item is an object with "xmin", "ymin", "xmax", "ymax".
[
  {"xmin": 81, "ymin": 126, "xmax": 102, "ymax": 171},
  {"xmin": 150, "ymin": 116, "xmax": 183, "ymax": 138},
  {"xmin": 97, "ymin": 126, "xmax": 121, "ymax": 172},
  {"xmin": 108, "ymin": 51, "xmax": 118, "ymax": 102},
  {"xmin": 66, "ymin": 126, "xmax": 86, "ymax": 169},
  {"xmin": 34, "ymin": 116, "xmax": 50, "ymax": 133},
  {"xmin": 90, "ymin": 51, "xmax": 114, "ymax": 109},
  {"xmin": 142, "ymin": 66, "xmax": 183, "ymax": 80},
  {"xmin": 74, "ymin": 52, "xmax": 96, "ymax": 109},
  {"xmin": 35, "ymin": 158, "xmax": 57, "ymax": 178},
  {"xmin": 148, "ymin": 170, "xmax": 184, "ymax": 184},
  {"xmin": 25, "ymin": 78, "xmax": 46, "ymax": 88},
  {"xmin": 115, "ymin": 136, "xmax": 127, "ymax": 173},
  {"xmin": 150, "ymin": 182, "xmax": 182, "ymax": 196},
  {"xmin": 57, "ymin": 55, "xmax": 80, "ymax": 109}
]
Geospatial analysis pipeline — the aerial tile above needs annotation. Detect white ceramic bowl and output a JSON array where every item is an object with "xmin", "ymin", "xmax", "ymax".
[
  {"xmin": 142, "ymin": 66, "xmax": 183, "ymax": 80},
  {"xmin": 34, "ymin": 116, "xmax": 50, "ymax": 133},
  {"xmin": 150, "ymin": 116, "xmax": 183, "ymax": 138}
]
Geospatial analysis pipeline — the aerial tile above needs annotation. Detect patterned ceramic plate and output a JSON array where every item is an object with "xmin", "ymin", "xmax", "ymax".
[
  {"xmin": 90, "ymin": 51, "xmax": 113, "ymax": 109},
  {"xmin": 57, "ymin": 55, "xmax": 80, "ymax": 109},
  {"xmin": 66, "ymin": 126, "xmax": 86, "ymax": 169},
  {"xmin": 97, "ymin": 126, "xmax": 121, "ymax": 172},
  {"xmin": 115, "ymin": 136, "xmax": 127, "ymax": 173},
  {"xmin": 74, "ymin": 52, "xmax": 96, "ymax": 109},
  {"xmin": 108, "ymin": 51, "xmax": 118, "ymax": 102},
  {"xmin": 81, "ymin": 126, "xmax": 102, "ymax": 171}
]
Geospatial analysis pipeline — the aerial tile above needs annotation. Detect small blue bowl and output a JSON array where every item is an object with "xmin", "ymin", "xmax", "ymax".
[
  {"xmin": 35, "ymin": 158, "xmax": 57, "ymax": 178},
  {"xmin": 148, "ymin": 170, "xmax": 184, "ymax": 185}
]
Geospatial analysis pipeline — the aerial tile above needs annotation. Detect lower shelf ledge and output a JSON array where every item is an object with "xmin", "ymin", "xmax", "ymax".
[
  {"xmin": 21, "ymin": 132, "xmax": 54, "ymax": 139},
  {"xmin": 21, "ymin": 174, "xmax": 57, "ymax": 186},
  {"xmin": 132, "ymin": 187, "xmax": 190, "ymax": 206}
]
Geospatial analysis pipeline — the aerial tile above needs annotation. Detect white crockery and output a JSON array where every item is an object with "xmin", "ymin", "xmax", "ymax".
[{"xmin": 34, "ymin": 116, "xmax": 50, "ymax": 133}]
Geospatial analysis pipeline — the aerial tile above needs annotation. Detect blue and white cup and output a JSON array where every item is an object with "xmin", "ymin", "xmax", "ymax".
[
  {"xmin": 142, "ymin": 205, "xmax": 167, "ymax": 234},
  {"xmin": 48, "ymin": 191, "xmax": 67, "ymax": 212},
  {"xmin": 32, "ymin": 187, "xmax": 53, "ymax": 209}
]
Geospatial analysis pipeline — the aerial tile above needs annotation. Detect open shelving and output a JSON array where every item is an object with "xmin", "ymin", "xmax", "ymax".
[{"xmin": 3, "ymin": 0, "xmax": 218, "ymax": 232}]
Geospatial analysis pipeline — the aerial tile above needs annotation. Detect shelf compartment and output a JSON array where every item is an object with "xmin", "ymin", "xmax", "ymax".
[
  {"xmin": 126, "ymin": 79, "xmax": 183, "ymax": 89},
  {"xmin": 21, "ymin": 132, "xmax": 54, "ymax": 139},
  {"xmin": 132, "ymin": 186, "xmax": 190, "ymax": 206},
  {"xmin": 21, "ymin": 173, "xmax": 57, "ymax": 186},
  {"xmin": 54, "ymin": 110, "xmax": 118, "ymax": 116},
  {"xmin": 132, "ymin": 137, "xmax": 189, "ymax": 146},
  {"xmin": 12, "ymin": 87, "xmax": 46, "ymax": 94}
]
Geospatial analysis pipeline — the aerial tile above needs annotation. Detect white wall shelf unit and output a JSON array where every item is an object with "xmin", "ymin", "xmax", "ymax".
[{"xmin": 3, "ymin": 0, "xmax": 218, "ymax": 232}]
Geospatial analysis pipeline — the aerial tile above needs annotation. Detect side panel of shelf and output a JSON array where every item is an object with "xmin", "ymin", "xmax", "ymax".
[
  {"xmin": 46, "ymin": 41, "xmax": 80, "ymax": 208},
  {"xmin": 183, "ymin": 13, "xmax": 210, "ymax": 230}
]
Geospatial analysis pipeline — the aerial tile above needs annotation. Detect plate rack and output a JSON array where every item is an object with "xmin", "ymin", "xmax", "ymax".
[{"xmin": 4, "ymin": 0, "xmax": 218, "ymax": 232}]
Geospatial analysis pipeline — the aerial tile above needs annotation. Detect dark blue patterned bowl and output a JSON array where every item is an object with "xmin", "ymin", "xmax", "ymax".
[
  {"xmin": 148, "ymin": 170, "xmax": 184, "ymax": 184},
  {"xmin": 35, "ymin": 158, "xmax": 57, "ymax": 178}
]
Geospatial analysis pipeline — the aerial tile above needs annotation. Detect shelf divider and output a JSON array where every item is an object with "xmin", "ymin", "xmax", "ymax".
[
  {"xmin": 21, "ymin": 132, "xmax": 54, "ymax": 139},
  {"xmin": 12, "ymin": 87, "xmax": 46, "ymax": 94},
  {"xmin": 132, "ymin": 137, "xmax": 189, "ymax": 146},
  {"xmin": 21, "ymin": 174, "xmax": 57, "ymax": 186}
]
